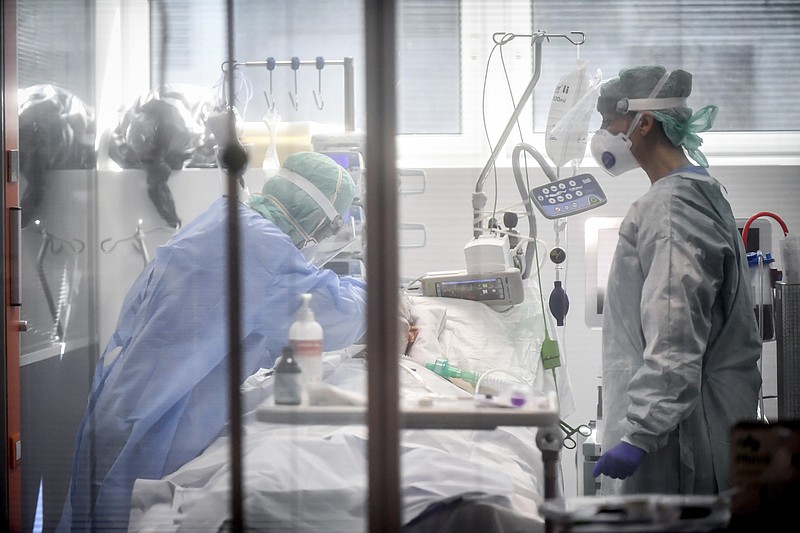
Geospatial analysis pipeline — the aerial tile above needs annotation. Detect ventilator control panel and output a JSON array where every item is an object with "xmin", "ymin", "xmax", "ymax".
[{"xmin": 529, "ymin": 173, "xmax": 607, "ymax": 219}]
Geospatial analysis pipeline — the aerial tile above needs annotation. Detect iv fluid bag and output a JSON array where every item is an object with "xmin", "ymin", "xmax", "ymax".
[{"xmin": 545, "ymin": 60, "xmax": 600, "ymax": 169}]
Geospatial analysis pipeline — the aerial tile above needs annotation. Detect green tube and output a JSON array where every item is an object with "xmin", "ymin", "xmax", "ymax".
[{"xmin": 425, "ymin": 358, "xmax": 481, "ymax": 385}]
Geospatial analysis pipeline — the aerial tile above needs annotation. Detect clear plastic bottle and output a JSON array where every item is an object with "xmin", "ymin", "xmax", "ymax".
[
  {"xmin": 747, "ymin": 251, "xmax": 776, "ymax": 341},
  {"xmin": 289, "ymin": 293, "xmax": 324, "ymax": 385}
]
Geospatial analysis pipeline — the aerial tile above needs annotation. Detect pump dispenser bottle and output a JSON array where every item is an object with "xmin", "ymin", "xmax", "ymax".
[{"xmin": 289, "ymin": 293, "xmax": 324, "ymax": 385}]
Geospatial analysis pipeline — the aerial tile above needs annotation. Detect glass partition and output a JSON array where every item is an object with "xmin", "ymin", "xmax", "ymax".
[
  {"xmin": 16, "ymin": 1, "xmax": 98, "ymax": 531},
  {"xmin": 13, "ymin": 2, "xmax": 569, "ymax": 531},
  {"xmin": 25, "ymin": 0, "xmax": 800, "ymax": 531},
  {"xmin": 17, "ymin": 1, "xmax": 375, "ymax": 531}
]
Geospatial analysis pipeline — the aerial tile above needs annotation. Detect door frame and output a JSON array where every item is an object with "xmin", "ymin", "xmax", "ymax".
[{"xmin": 2, "ymin": 0, "xmax": 22, "ymax": 530}]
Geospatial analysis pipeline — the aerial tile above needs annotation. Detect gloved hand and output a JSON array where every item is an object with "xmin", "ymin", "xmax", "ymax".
[{"xmin": 592, "ymin": 441, "xmax": 646, "ymax": 479}]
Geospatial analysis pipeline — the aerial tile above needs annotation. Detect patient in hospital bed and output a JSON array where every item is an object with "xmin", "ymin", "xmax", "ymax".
[{"xmin": 128, "ymin": 287, "xmax": 573, "ymax": 532}]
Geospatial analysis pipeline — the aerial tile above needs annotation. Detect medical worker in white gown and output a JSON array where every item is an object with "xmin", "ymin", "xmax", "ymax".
[
  {"xmin": 589, "ymin": 66, "xmax": 761, "ymax": 494},
  {"xmin": 58, "ymin": 151, "xmax": 367, "ymax": 531}
]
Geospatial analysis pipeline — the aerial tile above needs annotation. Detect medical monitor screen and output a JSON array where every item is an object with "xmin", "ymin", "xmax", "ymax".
[
  {"xmin": 326, "ymin": 153, "xmax": 350, "ymax": 168},
  {"xmin": 435, "ymin": 277, "xmax": 505, "ymax": 302},
  {"xmin": 319, "ymin": 151, "xmax": 362, "ymax": 171}
]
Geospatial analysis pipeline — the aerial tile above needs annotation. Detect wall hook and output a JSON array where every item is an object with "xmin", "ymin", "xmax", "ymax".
[
  {"xmin": 288, "ymin": 56, "xmax": 300, "ymax": 111},
  {"xmin": 313, "ymin": 56, "xmax": 325, "ymax": 110},
  {"xmin": 32, "ymin": 219, "xmax": 84, "ymax": 341},
  {"xmin": 265, "ymin": 57, "xmax": 276, "ymax": 111},
  {"xmin": 101, "ymin": 219, "xmax": 173, "ymax": 268},
  {"xmin": 33, "ymin": 219, "xmax": 85, "ymax": 254},
  {"xmin": 492, "ymin": 30, "xmax": 586, "ymax": 47},
  {"xmin": 544, "ymin": 31, "xmax": 586, "ymax": 46}
]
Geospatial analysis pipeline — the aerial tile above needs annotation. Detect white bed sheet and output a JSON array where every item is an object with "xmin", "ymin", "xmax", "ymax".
[
  {"xmin": 405, "ymin": 290, "xmax": 575, "ymax": 417},
  {"xmin": 129, "ymin": 292, "xmax": 573, "ymax": 532},
  {"xmin": 128, "ymin": 356, "xmax": 548, "ymax": 532}
]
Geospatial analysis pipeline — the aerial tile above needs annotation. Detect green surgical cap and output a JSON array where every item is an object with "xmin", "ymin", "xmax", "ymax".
[
  {"xmin": 601, "ymin": 65, "xmax": 691, "ymax": 102},
  {"xmin": 599, "ymin": 65, "xmax": 718, "ymax": 166},
  {"xmin": 249, "ymin": 151, "xmax": 356, "ymax": 246}
]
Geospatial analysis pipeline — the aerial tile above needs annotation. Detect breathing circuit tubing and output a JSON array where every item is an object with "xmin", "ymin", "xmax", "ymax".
[
  {"xmin": 742, "ymin": 211, "xmax": 789, "ymax": 246},
  {"xmin": 473, "ymin": 368, "xmax": 531, "ymax": 396}
]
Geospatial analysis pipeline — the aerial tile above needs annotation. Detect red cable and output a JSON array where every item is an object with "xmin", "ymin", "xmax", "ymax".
[{"xmin": 742, "ymin": 211, "xmax": 789, "ymax": 250}]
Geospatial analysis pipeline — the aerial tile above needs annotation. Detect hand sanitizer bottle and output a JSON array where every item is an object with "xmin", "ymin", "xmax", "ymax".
[{"xmin": 289, "ymin": 293, "xmax": 324, "ymax": 385}]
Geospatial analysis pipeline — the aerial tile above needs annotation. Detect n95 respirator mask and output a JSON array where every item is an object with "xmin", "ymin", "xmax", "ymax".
[{"xmin": 590, "ymin": 118, "xmax": 641, "ymax": 177}]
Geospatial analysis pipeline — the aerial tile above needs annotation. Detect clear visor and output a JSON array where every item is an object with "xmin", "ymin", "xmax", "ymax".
[{"xmin": 300, "ymin": 210, "xmax": 359, "ymax": 268}]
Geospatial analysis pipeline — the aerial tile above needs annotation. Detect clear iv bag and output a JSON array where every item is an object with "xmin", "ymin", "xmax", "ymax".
[{"xmin": 545, "ymin": 60, "xmax": 601, "ymax": 170}]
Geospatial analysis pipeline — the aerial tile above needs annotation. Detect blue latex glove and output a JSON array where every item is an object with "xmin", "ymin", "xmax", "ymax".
[{"xmin": 592, "ymin": 441, "xmax": 646, "ymax": 479}]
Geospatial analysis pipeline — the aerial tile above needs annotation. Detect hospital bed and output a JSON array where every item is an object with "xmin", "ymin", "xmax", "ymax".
[{"xmin": 127, "ymin": 290, "xmax": 574, "ymax": 532}]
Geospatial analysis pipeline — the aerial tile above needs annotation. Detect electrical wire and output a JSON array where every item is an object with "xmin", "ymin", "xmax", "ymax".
[
  {"xmin": 481, "ymin": 33, "xmax": 568, "ymax": 408},
  {"xmin": 480, "ymin": 34, "xmax": 535, "ymax": 232},
  {"xmin": 480, "ymin": 42, "xmax": 502, "ymax": 223}
]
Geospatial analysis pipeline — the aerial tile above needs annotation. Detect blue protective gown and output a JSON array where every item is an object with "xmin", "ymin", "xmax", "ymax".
[
  {"xmin": 58, "ymin": 197, "xmax": 367, "ymax": 531},
  {"xmin": 600, "ymin": 168, "xmax": 761, "ymax": 495}
]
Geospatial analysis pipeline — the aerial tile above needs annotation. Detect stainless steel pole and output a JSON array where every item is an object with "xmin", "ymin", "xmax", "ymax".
[
  {"xmin": 365, "ymin": 1, "xmax": 400, "ymax": 532},
  {"xmin": 775, "ymin": 282, "xmax": 800, "ymax": 419}
]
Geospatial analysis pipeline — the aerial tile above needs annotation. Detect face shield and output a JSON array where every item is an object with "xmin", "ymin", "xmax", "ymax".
[{"xmin": 300, "ymin": 206, "xmax": 358, "ymax": 268}]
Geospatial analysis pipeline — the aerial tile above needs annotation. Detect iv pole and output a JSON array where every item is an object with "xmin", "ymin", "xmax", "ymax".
[{"xmin": 472, "ymin": 31, "xmax": 585, "ymax": 238}]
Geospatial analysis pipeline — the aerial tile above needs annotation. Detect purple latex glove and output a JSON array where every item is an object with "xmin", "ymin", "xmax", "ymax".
[{"xmin": 592, "ymin": 441, "xmax": 646, "ymax": 479}]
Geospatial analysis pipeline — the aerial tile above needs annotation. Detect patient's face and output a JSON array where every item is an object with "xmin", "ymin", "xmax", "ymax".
[{"xmin": 398, "ymin": 317, "xmax": 419, "ymax": 356}]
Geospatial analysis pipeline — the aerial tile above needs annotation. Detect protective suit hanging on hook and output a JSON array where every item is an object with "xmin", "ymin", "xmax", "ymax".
[
  {"xmin": 18, "ymin": 85, "xmax": 96, "ymax": 228},
  {"xmin": 108, "ymin": 85, "xmax": 216, "ymax": 229}
]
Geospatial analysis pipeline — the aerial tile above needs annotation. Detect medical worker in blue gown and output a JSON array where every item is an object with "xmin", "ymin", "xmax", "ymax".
[
  {"xmin": 589, "ymin": 66, "xmax": 761, "ymax": 495},
  {"xmin": 58, "ymin": 151, "xmax": 368, "ymax": 531}
]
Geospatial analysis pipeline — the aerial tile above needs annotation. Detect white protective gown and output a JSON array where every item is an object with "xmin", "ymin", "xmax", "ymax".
[{"xmin": 600, "ymin": 168, "xmax": 761, "ymax": 495}]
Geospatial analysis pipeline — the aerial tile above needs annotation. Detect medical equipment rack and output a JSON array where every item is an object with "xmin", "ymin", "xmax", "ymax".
[{"xmin": 221, "ymin": 56, "xmax": 356, "ymax": 131}]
